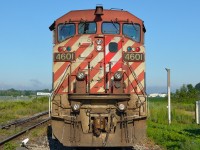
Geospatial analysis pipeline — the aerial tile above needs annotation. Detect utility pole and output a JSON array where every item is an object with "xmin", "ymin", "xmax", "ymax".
[{"xmin": 165, "ymin": 68, "xmax": 171, "ymax": 124}]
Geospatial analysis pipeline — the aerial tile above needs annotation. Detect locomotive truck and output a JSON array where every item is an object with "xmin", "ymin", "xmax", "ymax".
[{"xmin": 49, "ymin": 6, "xmax": 147, "ymax": 148}]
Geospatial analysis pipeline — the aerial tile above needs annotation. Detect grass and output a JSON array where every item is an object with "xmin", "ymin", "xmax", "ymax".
[
  {"xmin": 1, "ymin": 124, "xmax": 49, "ymax": 150},
  {"xmin": 147, "ymin": 98, "xmax": 200, "ymax": 150},
  {"xmin": 0, "ymin": 97, "xmax": 49, "ymax": 124},
  {"xmin": 0, "ymin": 97, "xmax": 49, "ymax": 150},
  {"xmin": 1, "ymin": 97, "xmax": 200, "ymax": 149},
  {"xmin": 3, "ymin": 142, "xmax": 18, "ymax": 150}
]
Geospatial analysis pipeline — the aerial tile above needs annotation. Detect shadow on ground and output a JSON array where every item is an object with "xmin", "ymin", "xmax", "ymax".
[
  {"xmin": 183, "ymin": 128, "xmax": 200, "ymax": 137},
  {"xmin": 47, "ymin": 125, "xmax": 133, "ymax": 150}
]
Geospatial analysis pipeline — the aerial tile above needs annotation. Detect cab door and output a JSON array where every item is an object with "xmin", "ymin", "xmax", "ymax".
[{"xmin": 104, "ymin": 36, "xmax": 123, "ymax": 93}]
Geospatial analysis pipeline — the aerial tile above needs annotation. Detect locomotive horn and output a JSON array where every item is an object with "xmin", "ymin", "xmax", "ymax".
[{"xmin": 94, "ymin": 5, "xmax": 104, "ymax": 16}]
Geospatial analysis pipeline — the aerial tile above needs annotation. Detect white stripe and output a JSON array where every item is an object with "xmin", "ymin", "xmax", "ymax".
[
  {"xmin": 54, "ymin": 35, "xmax": 91, "ymax": 92},
  {"xmin": 124, "ymin": 62, "xmax": 144, "ymax": 85},
  {"xmin": 105, "ymin": 37, "xmax": 121, "ymax": 55},
  {"xmin": 132, "ymin": 79, "xmax": 144, "ymax": 93}
]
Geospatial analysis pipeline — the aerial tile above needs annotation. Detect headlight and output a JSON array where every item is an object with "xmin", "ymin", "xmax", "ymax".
[
  {"xmin": 96, "ymin": 39, "xmax": 103, "ymax": 45},
  {"xmin": 72, "ymin": 103, "xmax": 80, "ymax": 112},
  {"xmin": 77, "ymin": 72, "xmax": 85, "ymax": 80},
  {"xmin": 114, "ymin": 71, "xmax": 122, "ymax": 80},
  {"xmin": 96, "ymin": 45, "xmax": 102, "ymax": 51},
  {"xmin": 118, "ymin": 103, "xmax": 126, "ymax": 111}
]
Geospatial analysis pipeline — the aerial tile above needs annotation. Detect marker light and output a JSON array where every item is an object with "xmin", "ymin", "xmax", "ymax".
[
  {"xmin": 114, "ymin": 72, "xmax": 122, "ymax": 80},
  {"xmin": 67, "ymin": 46, "xmax": 71, "ymax": 51},
  {"xmin": 76, "ymin": 72, "xmax": 85, "ymax": 80},
  {"xmin": 58, "ymin": 46, "xmax": 66, "ymax": 52},
  {"xmin": 127, "ymin": 46, "xmax": 132, "ymax": 52},
  {"xmin": 118, "ymin": 103, "xmax": 126, "ymax": 111},
  {"xmin": 72, "ymin": 103, "xmax": 80, "ymax": 112},
  {"xmin": 135, "ymin": 47, "xmax": 141, "ymax": 52}
]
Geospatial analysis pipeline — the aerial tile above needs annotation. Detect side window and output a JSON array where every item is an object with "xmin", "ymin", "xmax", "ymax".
[
  {"xmin": 78, "ymin": 22, "xmax": 96, "ymax": 34},
  {"xmin": 102, "ymin": 22, "xmax": 120, "ymax": 34},
  {"xmin": 123, "ymin": 24, "xmax": 141, "ymax": 42},
  {"xmin": 58, "ymin": 24, "xmax": 75, "ymax": 42}
]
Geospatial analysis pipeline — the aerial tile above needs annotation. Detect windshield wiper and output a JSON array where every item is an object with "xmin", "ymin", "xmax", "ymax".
[
  {"xmin": 79, "ymin": 19, "xmax": 89, "ymax": 34},
  {"xmin": 111, "ymin": 20, "xmax": 119, "ymax": 33},
  {"xmin": 131, "ymin": 21, "xmax": 138, "ymax": 31}
]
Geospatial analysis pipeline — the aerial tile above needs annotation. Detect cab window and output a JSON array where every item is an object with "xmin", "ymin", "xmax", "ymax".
[
  {"xmin": 78, "ymin": 22, "xmax": 96, "ymax": 34},
  {"xmin": 102, "ymin": 22, "xmax": 120, "ymax": 34},
  {"xmin": 123, "ymin": 24, "xmax": 141, "ymax": 42},
  {"xmin": 58, "ymin": 24, "xmax": 75, "ymax": 42}
]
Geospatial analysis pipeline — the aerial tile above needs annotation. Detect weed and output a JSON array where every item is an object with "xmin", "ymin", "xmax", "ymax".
[
  {"xmin": 3, "ymin": 142, "xmax": 17, "ymax": 150},
  {"xmin": 147, "ymin": 98, "xmax": 200, "ymax": 149},
  {"xmin": 0, "ymin": 97, "xmax": 48, "ymax": 124}
]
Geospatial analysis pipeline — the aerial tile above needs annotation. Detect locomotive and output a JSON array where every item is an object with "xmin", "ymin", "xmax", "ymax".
[{"xmin": 49, "ymin": 6, "xmax": 147, "ymax": 148}]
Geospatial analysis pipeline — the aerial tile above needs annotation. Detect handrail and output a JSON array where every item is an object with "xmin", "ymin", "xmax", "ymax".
[
  {"xmin": 51, "ymin": 63, "xmax": 71, "ymax": 100},
  {"xmin": 123, "ymin": 72, "xmax": 138, "ymax": 94},
  {"xmin": 124, "ymin": 65, "xmax": 147, "ymax": 109},
  {"xmin": 127, "ymin": 64, "xmax": 147, "ymax": 97}
]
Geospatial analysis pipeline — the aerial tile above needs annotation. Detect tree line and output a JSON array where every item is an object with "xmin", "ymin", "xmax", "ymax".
[
  {"xmin": 172, "ymin": 82, "xmax": 200, "ymax": 103},
  {"xmin": 0, "ymin": 88, "xmax": 51, "ymax": 97},
  {"xmin": 1, "ymin": 82, "xmax": 200, "ymax": 103}
]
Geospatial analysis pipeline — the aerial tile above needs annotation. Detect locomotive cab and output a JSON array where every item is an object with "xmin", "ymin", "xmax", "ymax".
[{"xmin": 49, "ymin": 6, "xmax": 147, "ymax": 148}]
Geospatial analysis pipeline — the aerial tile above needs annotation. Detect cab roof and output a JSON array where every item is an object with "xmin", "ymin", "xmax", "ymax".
[{"xmin": 49, "ymin": 7, "xmax": 144, "ymax": 31}]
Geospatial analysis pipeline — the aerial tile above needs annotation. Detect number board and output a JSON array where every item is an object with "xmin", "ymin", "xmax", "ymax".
[
  {"xmin": 123, "ymin": 53, "xmax": 144, "ymax": 62},
  {"xmin": 54, "ymin": 53, "xmax": 75, "ymax": 62}
]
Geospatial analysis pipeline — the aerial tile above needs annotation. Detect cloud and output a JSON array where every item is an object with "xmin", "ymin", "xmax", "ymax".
[
  {"xmin": 0, "ymin": 79, "xmax": 51, "ymax": 90},
  {"xmin": 30, "ymin": 79, "xmax": 42, "ymax": 87},
  {"xmin": 29, "ymin": 79, "xmax": 51, "ymax": 90}
]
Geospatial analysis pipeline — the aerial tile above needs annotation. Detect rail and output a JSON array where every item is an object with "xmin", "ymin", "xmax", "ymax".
[
  {"xmin": 0, "ymin": 111, "xmax": 48, "ymax": 129},
  {"xmin": 0, "ymin": 118, "xmax": 50, "ymax": 146}
]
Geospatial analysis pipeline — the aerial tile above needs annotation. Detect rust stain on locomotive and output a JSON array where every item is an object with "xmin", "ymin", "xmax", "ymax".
[{"xmin": 49, "ymin": 6, "xmax": 147, "ymax": 148}]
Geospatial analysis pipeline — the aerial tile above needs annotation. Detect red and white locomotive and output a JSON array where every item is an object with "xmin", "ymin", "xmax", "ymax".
[{"xmin": 49, "ymin": 6, "xmax": 147, "ymax": 148}]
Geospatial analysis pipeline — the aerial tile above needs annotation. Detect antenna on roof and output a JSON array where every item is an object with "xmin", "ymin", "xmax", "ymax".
[{"xmin": 110, "ymin": 8, "xmax": 123, "ymax": 11}]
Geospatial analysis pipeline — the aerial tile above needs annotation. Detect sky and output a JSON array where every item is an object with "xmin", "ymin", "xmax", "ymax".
[{"xmin": 0, "ymin": 0, "xmax": 200, "ymax": 93}]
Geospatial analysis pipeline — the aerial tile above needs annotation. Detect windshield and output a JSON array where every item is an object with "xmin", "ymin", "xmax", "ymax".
[
  {"xmin": 102, "ymin": 22, "xmax": 120, "ymax": 34},
  {"xmin": 58, "ymin": 24, "xmax": 75, "ymax": 42},
  {"xmin": 123, "ymin": 24, "xmax": 141, "ymax": 42},
  {"xmin": 78, "ymin": 22, "xmax": 96, "ymax": 34}
]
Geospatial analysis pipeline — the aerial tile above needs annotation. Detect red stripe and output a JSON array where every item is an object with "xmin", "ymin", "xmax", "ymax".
[
  {"xmin": 91, "ymin": 37, "xmax": 123, "ymax": 93},
  {"xmin": 110, "ymin": 58, "xmax": 122, "ymax": 72},
  {"xmin": 64, "ymin": 36, "xmax": 103, "ymax": 93},
  {"xmin": 123, "ymin": 62, "xmax": 142, "ymax": 80},
  {"xmin": 105, "ymin": 37, "xmax": 122, "ymax": 63},
  {"xmin": 129, "ymin": 70, "xmax": 144, "ymax": 94},
  {"xmin": 104, "ymin": 35, "xmax": 114, "ymax": 46},
  {"xmin": 55, "ymin": 78, "xmax": 69, "ymax": 94},
  {"xmin": 54, "ymin": 36, "xmax": 92, "ymax": 82},
  {"xmin": 54, "ymin": 62, "xmax": 70, "ymax": 82}
]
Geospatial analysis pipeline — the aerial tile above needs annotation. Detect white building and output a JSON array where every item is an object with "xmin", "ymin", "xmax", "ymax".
[{"xmin": 148, "ymin": 93, "xmax": 167, "ymax": 98}]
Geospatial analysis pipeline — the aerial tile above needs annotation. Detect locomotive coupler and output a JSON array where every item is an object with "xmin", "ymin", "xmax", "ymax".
[{"xmin": 93, "ymin": 117, "xmax": 107, "ymax": 136}]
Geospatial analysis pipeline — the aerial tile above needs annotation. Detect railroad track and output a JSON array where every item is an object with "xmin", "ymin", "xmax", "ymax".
[
  {"xmin": 0, "ymin": 111, "xmax": 51, "ymax": 146},
  {"xmin": 0, "ymin": 111, "xmax": 49, "ymax": 129}
]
